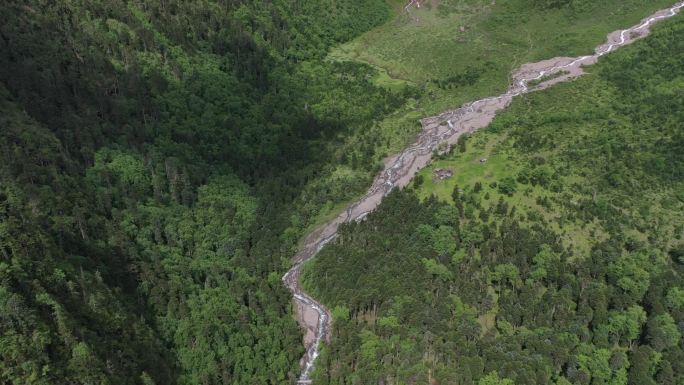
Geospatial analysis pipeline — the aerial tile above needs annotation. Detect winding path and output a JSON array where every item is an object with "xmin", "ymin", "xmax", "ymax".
[{"xmin": 283, "ymin": 2, "xmax": 684, "ymax": 383}]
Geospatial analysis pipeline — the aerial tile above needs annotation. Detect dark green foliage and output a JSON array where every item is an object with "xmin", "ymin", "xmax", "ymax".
[
  {"xmin": 497, "ymin": 177, "xmax": 517, "ymax": 196},
  {"xmin": 413, "ymin": 174, "xmax": 425, "ymax": 188},
  {"xmin": 430, "ymin": 65, "xmax": 490, "ymax": 90},
  {"xmin": 0, "ymin": 1, "xmax": 401, "ymax": 384}
]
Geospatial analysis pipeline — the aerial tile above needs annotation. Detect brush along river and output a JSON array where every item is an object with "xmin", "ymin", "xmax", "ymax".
[{"xmin": 282, "ymin": 2, "xmax": 684, "ymax": 383}]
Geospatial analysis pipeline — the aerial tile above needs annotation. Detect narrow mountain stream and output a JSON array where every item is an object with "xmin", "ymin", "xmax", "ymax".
[{"xmin": 283, "ymin": 2, "xmax": 684, "ymax": 382}]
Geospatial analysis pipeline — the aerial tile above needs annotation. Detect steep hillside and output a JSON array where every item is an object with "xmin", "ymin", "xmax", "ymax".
[
  {"xmin": 2, "ymin": 0, "xmax": 683, "ymax": 384},
  {"xmin": 0, "ymin": 1, "xmax": 396, "ymax": 384}
]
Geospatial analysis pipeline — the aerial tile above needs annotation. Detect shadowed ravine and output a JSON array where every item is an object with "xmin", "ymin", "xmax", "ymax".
[{"xmin": 282, "ymin": 2, "xmax": 684, "ymax": 383}]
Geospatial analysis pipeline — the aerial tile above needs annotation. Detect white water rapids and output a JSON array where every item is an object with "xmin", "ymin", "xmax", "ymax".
[{"xmin": 283, "ymin": 2, "xmax": 684, "ymax": 383}]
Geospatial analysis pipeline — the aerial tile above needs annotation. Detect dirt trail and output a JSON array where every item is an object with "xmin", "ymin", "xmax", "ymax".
[{"xmin": 283, "ymin": 2, "xmax": 684, "ymax": 383}]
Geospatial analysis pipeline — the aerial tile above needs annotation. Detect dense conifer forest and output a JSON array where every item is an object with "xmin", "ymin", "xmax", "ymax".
[
  {"xmin": 0, "ymin": 1, "xmax": 403, "ymax": 384},
  {"xmin": 303, "ymin": 15, "xmax": 684, "ymax": 385}
]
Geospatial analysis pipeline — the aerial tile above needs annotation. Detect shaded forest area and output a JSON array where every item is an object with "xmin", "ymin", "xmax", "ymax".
[
  {"xmin": 303, "ymin": 14, "xmax": 684, "ymax": 385},
  {"xmin": 0, "ymin": 1, "xmax": 413, "ymax": 384}
]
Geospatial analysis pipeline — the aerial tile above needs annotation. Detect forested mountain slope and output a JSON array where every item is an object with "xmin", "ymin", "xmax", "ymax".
[
  {"xmin": 0, "ymin": 1, "xmax": 400, "ymax": 384},
  {"xmin": 3, "ymin": 0, "xmax": 684, "ymax": 385},
  {"xmin": 303, "ymin": 13, "xmax": 684, "ymax": 385}
]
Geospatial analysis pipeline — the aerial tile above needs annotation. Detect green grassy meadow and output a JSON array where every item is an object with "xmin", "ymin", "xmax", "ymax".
[{"xmin": 325, "ymin": 0, "xmax": 677, "ymax": 160}]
